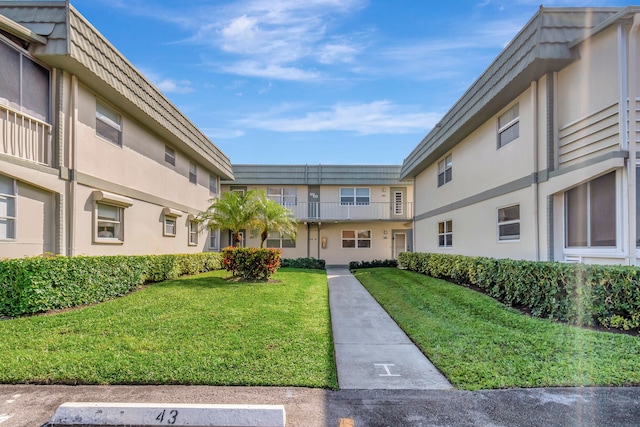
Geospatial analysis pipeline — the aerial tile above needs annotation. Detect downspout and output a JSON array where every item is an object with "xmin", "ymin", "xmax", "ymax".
[
  {"xmin": 532, "ymin": 80, "xmax": 540, "ymax": 261},
  {"xmin": 628, "ymin": 14, "xmax": 640, "ymax": 265},
  {"xmin": 68, "ymin": 74, "xmax": 78, "ymax": 256}
]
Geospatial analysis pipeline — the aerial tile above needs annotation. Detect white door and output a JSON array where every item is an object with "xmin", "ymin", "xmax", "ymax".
[{"xmin": 393, "ymin": 232, "xmax": 406, "ymax": 258}]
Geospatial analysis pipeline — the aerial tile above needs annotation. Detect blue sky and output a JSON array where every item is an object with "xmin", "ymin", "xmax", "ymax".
[{"xmin": 70, "ymin": 0, "xmax": 630, "ymax": 165}]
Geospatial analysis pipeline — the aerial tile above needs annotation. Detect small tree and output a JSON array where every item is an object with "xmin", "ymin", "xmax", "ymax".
[
  {"xmin": 254, "ymin": 191, "xmax": 298, "ymax": 248},
  {"xmin": 199, "ymin": 190, "xmax": 259, "ymax": 247}
]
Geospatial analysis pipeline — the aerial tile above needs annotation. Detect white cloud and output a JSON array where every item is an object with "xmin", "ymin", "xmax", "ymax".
[
  {"xmin": 202, "ymin": 128, "xmax": 245, "ymax": 139},
  {"xmin": 222, "ymin": 61, "xmax": 321, "ymax": 81},
  {"xmin": 236, "ymin": 100, "xmax": 440, "ymax": 135},
  {"xmin": 155, "ymin": 78, "xmax": 194, "ymax": 94}
]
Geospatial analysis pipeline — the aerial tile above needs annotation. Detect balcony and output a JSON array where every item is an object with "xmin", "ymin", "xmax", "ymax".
[
  {"xmin": 283, "ymin": 202, "xmax": 413, "ymax": 222},
  {"xmin": 1, "ymin": 103, "xmax": 52, "ymax": 166}
]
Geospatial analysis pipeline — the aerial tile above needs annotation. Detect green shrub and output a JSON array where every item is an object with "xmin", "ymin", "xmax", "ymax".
[
  {"xmin": 281, "ymin": 258, "xmax": 326, "ymax": 269},
  {"xmin": 222, "ymin": 247, "xmax": 282, "ymax": 281},
  {"xmin": 0, "ymin": 252, "xmax": 222, "ymax": 317},
  {"xmin": 398, "ymin": 252, "xmax": 640, "ymax": 331},
  {"xmin": 349, "ymin": 259, "xmax": 398, "ymax": 269}
]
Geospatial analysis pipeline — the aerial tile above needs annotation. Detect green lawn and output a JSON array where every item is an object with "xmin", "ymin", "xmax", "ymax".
[
  {"xmin": 0, "ymin": 268, "xmax": 337, "ymax": 388},
  {"xmin": 354, "ymin": 268, "xmax": 640, "ymax": 390}
]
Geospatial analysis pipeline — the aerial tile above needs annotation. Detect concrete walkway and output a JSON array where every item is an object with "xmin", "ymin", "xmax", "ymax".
[{"xmin": 326, "ymin": 266, "xmax": 452, "ymax": 390}]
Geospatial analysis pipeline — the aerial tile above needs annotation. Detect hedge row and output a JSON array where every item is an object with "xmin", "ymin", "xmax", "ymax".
[
  {"xmin": 398, "ymin": 252, "xmax": 640, "ymax": 331},
  {"xmin": 0, "ymin": 252, "xmax": 222, "ymax": 317},
  {"xmin": 349, "ymin": 259, "xmax": 398, "ymax": 269},
  {"xmin": 281, "ymin": 258, "xmax": 326, "ymax": 270}
]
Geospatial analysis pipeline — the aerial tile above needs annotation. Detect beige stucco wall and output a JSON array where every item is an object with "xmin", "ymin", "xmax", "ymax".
[
  {"xmin": 414, "ymin": 89, "xmax": 535, "ymax": 218},
  {"xmin": 414, "ymin": 187, "xmax": 535, "ymax": 260},
  {"xmin": 556, "ymin": 26, "xmax": 620, "ymax": 130},
  {"xmin": 72, "ymin": 183, "xmax": 207, "ymax": 256},
  {"xmin": 0, "ymin": 177, "xmax": 56, "ymax": 258}
]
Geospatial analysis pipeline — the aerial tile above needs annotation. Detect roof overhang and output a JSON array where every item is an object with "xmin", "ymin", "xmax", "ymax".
[{"xmin": 0, "ymin": 13, "xmax": 47, "ymax": 44}]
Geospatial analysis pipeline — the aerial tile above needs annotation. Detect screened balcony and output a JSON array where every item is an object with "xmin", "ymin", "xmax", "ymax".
[
  {"xmin": 283, "ymin": 202, "xmax": 413, "ymax": 221},
  {"xmin": 0, "ymin": 102, "xmax": 52, "ymax": 166}
]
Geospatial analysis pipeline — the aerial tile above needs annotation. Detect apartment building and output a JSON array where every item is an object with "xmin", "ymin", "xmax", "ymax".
[
  {"xmin": 401, "ymin": 6, "xmax": 640, "ymax": 265},
  {"xmin": 220, "ymin": 165, "xmax": 413, "ymax": 265},
  {"xmin": 0, "ymin": 2, "xmax": 233, "ymax": 258}
]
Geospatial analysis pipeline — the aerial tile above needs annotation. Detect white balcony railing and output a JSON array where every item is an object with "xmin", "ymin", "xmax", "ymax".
[
  {"xmin": 1, "ymin": 103, "xmax": 52, "ymax": 166},
  {"xmin": 283, "ymin": 202, "xmax": 413, "ymax": 221}
]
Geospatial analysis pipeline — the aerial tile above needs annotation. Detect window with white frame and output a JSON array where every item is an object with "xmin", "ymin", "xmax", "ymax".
[
  {"xmin": 394, "ymin": 191, "xmax": 404, "ymax": 215},
  {"xmin": 189, "ymin": 162, "xmax": 197, "ymax": 184},
  {"xmin": 96, "ymin": 202, "xmax": 124, "ymax": 242},
  {"xmin": 0, "ymin": 39, "xmax": 50, "ymax": 121},
  {"xmin": 498, "ymin": 205, "xmax": 520, "ymax": 241},
  {"xmin": 165, "ymin": 145, "xmax": 176, "ymax": 166},
  {"xmin": 498, "ymin": 103, "xmax": 519, "ymax": 148},
  {"xmin": 340, "ymin": 188, "xmax": 370, "ymax": 205},
  {"xmin": 188, "ymin": 220, "xmax": 199, "ymax": 245},
  {"xmin": 0, "ymin": 175, "xmax": 16, "ymax": 239},
  {"xmin": 267, "ymin": 187, "xmax": 297, "ymax": 205},
  {"xmin": 342, "ymin": 230, "xmax": 371, "ymax": 248},
  {"xmin": 95, "ymin": 100, "xmax": 122, "ymax": 146},
  {"xmin": 565, "ymin": 171, "xmax": 616, "ymax": 248},
  {"xmin": 438, "ymin": 220, "xmax": 452, "ymax": 247},
  {"xmin": 209, "ymin": 174, "xmax": 218, "ymax": 196},
  {"xmin": 437, "ymin": 154, "xmax": 452, "ymax": 187},
  {"xmin": 266, "ymin": 231, "xmax": 295, "ymax": 248},
  {"xmin": 164, "ymin": 217, "xmax": 176, "ymax": 236},
  {"xmin": 209, "ymin": 230, "xmax": 219, "ymax": 251}
]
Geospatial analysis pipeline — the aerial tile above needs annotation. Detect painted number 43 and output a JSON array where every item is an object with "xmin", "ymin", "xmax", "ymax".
[{"xmin": 156, "ymin": 409, "xmax": 178, "ymax": 424}]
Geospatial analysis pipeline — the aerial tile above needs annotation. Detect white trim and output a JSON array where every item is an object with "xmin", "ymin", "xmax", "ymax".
[
  {"xmin": 93, "ymin": 190, "xmax": 133, "ymax": 207},
  {"xmin": 162, "ymin": 207, "xmax": 183, "ymax": 217},
  {"xmin": 497, "ymin": 204, "xmax": 520, "ymax": 242}
]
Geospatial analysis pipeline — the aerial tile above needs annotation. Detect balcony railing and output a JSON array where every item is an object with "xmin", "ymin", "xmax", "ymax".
[
  {"xmin": 1, "ymin": 102, "xmax": 52, "ymax": 166},
  {"xmin": 282, "ymin": 202, "xmax": 413, "ymax": 221}
]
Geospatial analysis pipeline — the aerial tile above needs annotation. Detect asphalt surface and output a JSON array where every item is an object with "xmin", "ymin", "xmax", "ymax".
[{"xmin": 1, "ymin": 268, "xmax": 639, "ymax": 426}]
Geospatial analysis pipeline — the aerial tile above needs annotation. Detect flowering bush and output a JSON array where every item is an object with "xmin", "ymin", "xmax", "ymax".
[{"xmin": 222, "ymin": 247, "xmax": 282, "ymax": 281}]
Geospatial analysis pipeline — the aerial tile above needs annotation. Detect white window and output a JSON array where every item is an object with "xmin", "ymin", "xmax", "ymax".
[
  {"xmin": 266, "ymin": 231, "xmax": 296, "ymax": 248},
  {"xmin": 188, "ymin": 220, "xmax": 199, "ymax": 245},
  {"xmin": 267, "ymin": 188, "xmax": 297, "ymax": 205},
  {"xmin": 96, "ymin": 100, "xmax": 122, "ymax": 146},
  {"xmin": 164, "ymin": 217, "xmax": 176, "ymax": 236},
  {"xmin": 498, "ymin": 205, "xmax": 520, "ymax": 241},
  {"xmin": 96, "ymin": 202, "xmax": 124, "ymax": 242},
  {"xmin": 565, "ymin": 171, "xmax": 616, "ymax": 248},
  {"xmin": 0, "ymin": 175, "xmax": 16, "ymax": 239},
  {"xmin": 498, "ymin": 103, "xmax": 519, "ymax": 148},
  {"xmin": 342, "ymin": 230, "xmax": 371, "ymax": 248},
  {"xmin": 438, "ymin": 154, "xmax": 452, "ymax": 187},
  {"xmin": 438, "ymin": 220, "xmax": 452, "ymax": 248},
  {"xmin": 340, "ymin": 188, "xmax": 370, "ymax": 205},
  {"xmin": 189, "ymin": 162, "xmax": 197, "ymax": 184},
  {"xmin": 394, "ymin": 191, "xmax": 404, "ymax": 215},
  {"xmin": 209, "ymin": 174, "xmax": 218, "ymax": 196},
  {"xmin": 165, "ymin": 145, "xmax": 176, "ymax": 166},
  {"xmin": 209, "ymin": 230, "xmax": 219, "ymax": 251}
]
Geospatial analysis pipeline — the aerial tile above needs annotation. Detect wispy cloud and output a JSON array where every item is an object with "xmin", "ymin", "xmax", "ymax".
[
  {"xmin": 202, "ymin": 128, "xmax": 246, "ymax": 139},
  {"xmin": 139, "ymin": 68, "xmax": 195, "ymax": 94},
  {"xmin": 236, "ymin": 100, "xmax": 440, "ymax": 135}
]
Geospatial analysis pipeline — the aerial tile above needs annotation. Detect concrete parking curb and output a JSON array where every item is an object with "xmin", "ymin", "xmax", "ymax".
[{"xmin": 47, "ymin": 402, "xmax": 285, "ymax": 427}]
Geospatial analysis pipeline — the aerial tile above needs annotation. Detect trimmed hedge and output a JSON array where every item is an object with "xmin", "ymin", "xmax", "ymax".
[
  {"xmin": 281, "ymin": 257, "xmax": 326, "ymax": 270},
  {"xmin": 222, "ymin": 247, "xmax": 282, "ymax": 280},
  {"xmin": 0, "ymin": 252, "xmax": 222, "ymax": 317},
  {"xmin": 398, "ymin": 252, "xmax": 640, "ymax": 331},
  {"xmin": 349, "ymin": 259, "xmax": 398, "ymax": 269}
]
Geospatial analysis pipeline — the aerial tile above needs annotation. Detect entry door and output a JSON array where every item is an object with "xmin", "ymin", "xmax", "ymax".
[
  {"xmin": 393, "ymin": 232, "xmax": 406, "ymax": 258},
  {"xmin": 309, "ymin": 225, "xmax": 319, "ymax": 259}
]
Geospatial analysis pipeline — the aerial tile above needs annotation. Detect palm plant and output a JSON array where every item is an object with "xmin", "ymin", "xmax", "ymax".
[
  {"xmin": 199, "ymin": 190, "xmax": 260, "ymax": 247},
  {"xmin": 254, "ymin": 190, "xmax": 298, "ymax": 248}
]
